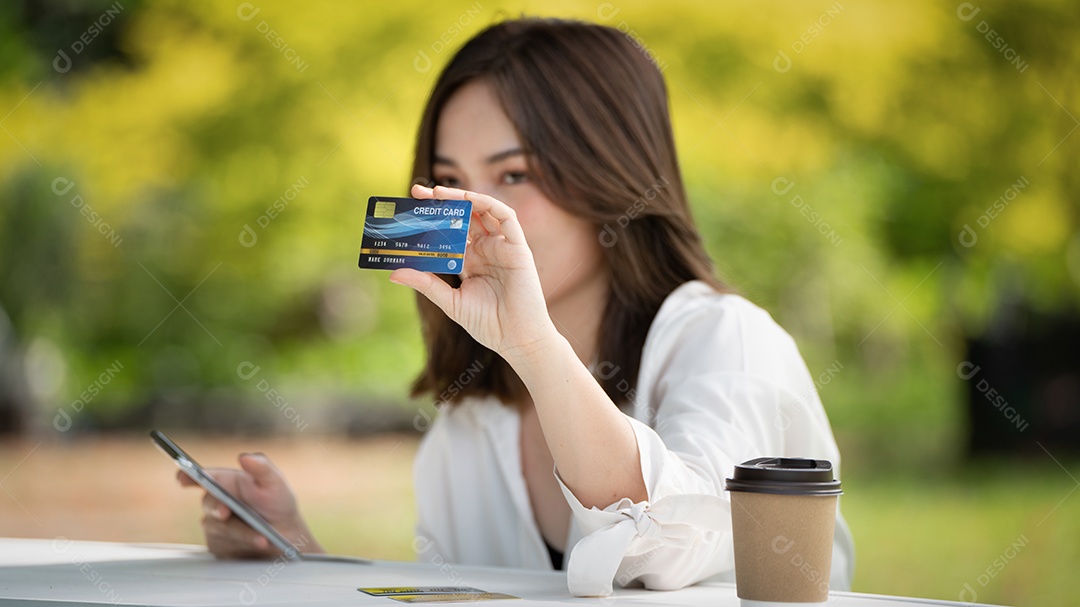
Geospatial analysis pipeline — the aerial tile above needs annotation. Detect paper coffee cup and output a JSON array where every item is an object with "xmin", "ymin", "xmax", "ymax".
[{"xmin": 725, "ymin": 457, "xmax": 842, "ymax": 606}]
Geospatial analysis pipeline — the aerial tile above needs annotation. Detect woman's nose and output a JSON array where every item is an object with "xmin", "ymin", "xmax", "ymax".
[{"xmin": 462, "ymin": 180, "xmax": 497, "ymax": 198}]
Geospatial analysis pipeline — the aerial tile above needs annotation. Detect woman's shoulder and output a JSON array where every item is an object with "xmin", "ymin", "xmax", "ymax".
[
  {"xmin": 652, "ymin": 281, "xmax": 788, "ymax": 340},
  {"xmin": 642, "ymin": 280, "xmax": 802, "ymax": 377}
]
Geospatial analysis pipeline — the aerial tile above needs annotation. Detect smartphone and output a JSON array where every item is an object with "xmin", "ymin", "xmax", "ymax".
[{"xmin": 150, "ymin": 429, "xmax": 301, "ymax": 560}]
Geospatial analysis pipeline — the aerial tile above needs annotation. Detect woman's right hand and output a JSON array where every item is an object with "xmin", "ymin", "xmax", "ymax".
[
  {"xmin": 177, "ymin": 452, "xmax": 323, "ymax": 558},
  {"xmin": 390, "ymin": 184, "xmax": 557, "ymax": 366}
]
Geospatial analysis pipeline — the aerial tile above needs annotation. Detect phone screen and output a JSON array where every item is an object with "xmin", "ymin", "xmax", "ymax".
[{"xmin": 149, "ymin": 429, "xmax": 301, "ymax": 560}]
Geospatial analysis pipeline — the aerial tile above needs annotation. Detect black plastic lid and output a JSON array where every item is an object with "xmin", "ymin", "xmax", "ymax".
[{"xmin": 724, "ymin": 457, "xmax": 842, "ymax": 496}]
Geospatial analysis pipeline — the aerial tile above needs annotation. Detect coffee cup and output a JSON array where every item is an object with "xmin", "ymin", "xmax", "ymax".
[{"xmin": 725, "ymin": 457, "xmax": 842, "ymax": 606}]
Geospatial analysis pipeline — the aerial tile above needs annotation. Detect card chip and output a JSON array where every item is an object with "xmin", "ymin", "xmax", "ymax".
[{"xmin": 373, "ymin": 201, "xmax": 396, "ymax": 218}]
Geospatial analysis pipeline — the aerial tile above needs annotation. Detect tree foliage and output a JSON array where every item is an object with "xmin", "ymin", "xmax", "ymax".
[{"xmin": 0, "ymin": 1, "xmax": 1076, "ymax": 452}]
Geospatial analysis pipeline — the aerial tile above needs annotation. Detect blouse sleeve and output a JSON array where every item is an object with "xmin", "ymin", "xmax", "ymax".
[{"xmin": 556, "ymin": 291, "xmax": 841, "ymax": 596}]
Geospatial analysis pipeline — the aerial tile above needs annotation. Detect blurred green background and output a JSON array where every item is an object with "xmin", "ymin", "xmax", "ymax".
[{"xmin": 0, "ymin": 0, "xmax": 1078, "ymax": 605}]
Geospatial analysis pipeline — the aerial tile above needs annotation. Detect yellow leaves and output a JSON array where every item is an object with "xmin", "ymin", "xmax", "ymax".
[
  {"xmin": 0, "ymin": 0, "xmax": 1074, "ymax": 396},
  {"xmin": 958, "ymin": 179, "xmax": 1069, "ymax": 257},
  {"xmin": 999, "ymin": 190, "xmax": 1070, "ymax": 255},
  {"xmin": 817, "ymin": 7, "xmax": 938, "ymax": 133},
  {"xmin": 39, "ymin": 24, "xmax": 239, "ymax": 204},
  {"xmin": 222, "ymin": 145, "xmax": 281, "ymax": 204},
  {"xmin": 0, "ymin": 83, "xmax": 47, "ymax": 183}
]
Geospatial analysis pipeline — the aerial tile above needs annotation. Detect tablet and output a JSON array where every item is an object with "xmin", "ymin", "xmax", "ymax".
[{"xmin": 150, "ymin": 429, "xmax": 301, "ymax": 560}]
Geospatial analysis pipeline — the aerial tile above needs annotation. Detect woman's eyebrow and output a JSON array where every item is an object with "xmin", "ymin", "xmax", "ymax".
[
  {"xmin": 485, "ymin": 148, "xmax": 524, "ymax": 164},
  {"xmin": 432, "ymin": 148, "xmax": 524, "ymax": 167}
]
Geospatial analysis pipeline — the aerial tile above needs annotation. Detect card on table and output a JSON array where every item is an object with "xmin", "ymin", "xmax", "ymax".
[
  {"xmin": 358, "ymin": 196, "xmax": 471, "ymax": 275},
  {"xmin": 358, "ymin": 587, "xmax": 518, "ymax": 603}
]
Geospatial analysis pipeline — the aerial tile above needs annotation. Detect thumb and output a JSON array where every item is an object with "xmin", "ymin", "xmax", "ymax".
[
  {"xmin": 389, "ymin": 269, "xmax": 456, "ymax": 317},
  {"xmin": 237, "ymin": 452, "xmax": 282, "ymax": 488}
]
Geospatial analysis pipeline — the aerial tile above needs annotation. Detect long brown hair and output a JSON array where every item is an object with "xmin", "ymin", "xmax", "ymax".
[{"xmin": 409, "ymin": 17, "xmax": 728, "ymax": 408}]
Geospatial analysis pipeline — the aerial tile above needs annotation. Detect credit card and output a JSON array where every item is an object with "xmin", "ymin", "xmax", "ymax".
[
  {"xmin": 358, "ymin": 587, "xmax": 519, "ymax": 603},
  {"xmin": 358, "ymin": 196, "xmax": 471, "ymax": 275}
]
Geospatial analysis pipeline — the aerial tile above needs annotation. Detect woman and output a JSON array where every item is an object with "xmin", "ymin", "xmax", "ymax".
[{"xmin": 181, "ymin": 17, "xmax": 854, "ymax": 596}]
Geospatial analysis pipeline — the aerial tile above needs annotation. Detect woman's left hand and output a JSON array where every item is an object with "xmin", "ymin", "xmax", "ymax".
[{"xmin": 389, "ymin": 183, "xmax": 558, "ymax": 364}]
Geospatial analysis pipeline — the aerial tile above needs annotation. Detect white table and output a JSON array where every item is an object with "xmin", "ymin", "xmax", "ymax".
[{"xmin": 0, "ymin": 539, "xmax": 1004, "ymax": 606}]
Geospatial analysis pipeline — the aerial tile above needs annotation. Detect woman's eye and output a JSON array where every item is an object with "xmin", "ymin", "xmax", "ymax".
[
  {"xmin": 501, "ymin": 171, "xmax": 528, "ymax": 185},
  {"xmin": 434, "ymin": 176, "xmax": 461, "ymax": 188}
]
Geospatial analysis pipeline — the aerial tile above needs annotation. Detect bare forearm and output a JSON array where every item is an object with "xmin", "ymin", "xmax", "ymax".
[{"xmin": 507, "ymin": 330, "xmax": 647, "ymax": 509}]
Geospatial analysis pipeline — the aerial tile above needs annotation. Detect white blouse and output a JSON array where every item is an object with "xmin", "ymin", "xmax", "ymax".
[{"xmin": 412, "ymin": 280, "xmax": 855, "ymax": 596}]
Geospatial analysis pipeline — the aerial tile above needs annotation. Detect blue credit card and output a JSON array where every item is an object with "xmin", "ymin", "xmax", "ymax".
[{"xmin": 358, "ymin": 196, "xmax": 471, "ymax": 275}]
